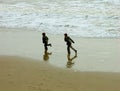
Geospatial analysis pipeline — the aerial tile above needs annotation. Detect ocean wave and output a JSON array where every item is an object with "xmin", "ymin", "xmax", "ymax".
[{"xmin": 0, "ymin": 0, "xmax": 120, "ymax": 38}]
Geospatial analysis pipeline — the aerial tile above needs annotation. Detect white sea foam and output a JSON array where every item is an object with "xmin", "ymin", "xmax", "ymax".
[{"xmin": 0, "ymin": 0, "xmax": 120, "ymax": 38}]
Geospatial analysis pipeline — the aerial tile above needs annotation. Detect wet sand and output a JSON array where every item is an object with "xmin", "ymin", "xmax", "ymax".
[
  {"xmin": 0, "ymin": 28, "xmax": 120, "ymax": 72},
  {"xmin": 0, "ymin": 28, "xmax": 120, "ymax": 91}
]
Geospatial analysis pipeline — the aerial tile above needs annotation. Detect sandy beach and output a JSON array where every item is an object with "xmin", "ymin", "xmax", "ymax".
[{"xmin": 0, "ymin": 28, "xmax": 120, "ymax": 91}]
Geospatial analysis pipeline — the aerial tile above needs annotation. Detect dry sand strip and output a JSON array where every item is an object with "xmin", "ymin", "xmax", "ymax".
[{"xmin": 0, "ymin": 56, "xmax": 120, "ymax": 91}]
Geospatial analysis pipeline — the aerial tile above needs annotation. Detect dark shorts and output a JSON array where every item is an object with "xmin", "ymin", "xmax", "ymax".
[{"xmin": 67, "ymin": 43, "xmax": 71, "ymax": 47}]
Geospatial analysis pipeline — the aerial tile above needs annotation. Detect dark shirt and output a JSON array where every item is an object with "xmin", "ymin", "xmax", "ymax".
[
  {"xmin": 42, "ymin": 36, "xmax": 48, "ymax": 44},
  {"xmin": 64, "ymin": 36, "xmax": 74, "ymax": 45}
]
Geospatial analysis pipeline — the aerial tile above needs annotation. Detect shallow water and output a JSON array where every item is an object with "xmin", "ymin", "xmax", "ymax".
[
  {"xmin": 0, "ymin": 28, "xmax": 120, "ymax": 72},
  {"xmin": 0, "ymin": 0, "xmax": 120, "ymax": 37}
]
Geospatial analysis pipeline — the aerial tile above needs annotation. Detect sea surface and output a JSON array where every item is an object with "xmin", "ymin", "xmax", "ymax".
[{"xmin": 0, "ymin": 0, "xmax": 120, "ymax": 38}]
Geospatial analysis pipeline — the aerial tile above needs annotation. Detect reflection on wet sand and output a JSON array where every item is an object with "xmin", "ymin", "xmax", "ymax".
[
  {"xmin": 43, "ymin": 51, "xmax": 52, "ymax": 61},
  {"xmin": 66, "ymin": 54, "xmax": 77, "ymax": 68}
]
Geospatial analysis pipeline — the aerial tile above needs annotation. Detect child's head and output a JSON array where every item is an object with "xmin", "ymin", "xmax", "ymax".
[
  {"xmin": 42, "ymin": 32, "xmax": 46, "ymax": 36},
  {"xmin": 64, "ymin": 33, "xmax": 67, "ymax": 37}
]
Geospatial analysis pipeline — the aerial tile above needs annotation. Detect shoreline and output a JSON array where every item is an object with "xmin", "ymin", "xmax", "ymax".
[
  {"xmin": 0, "ymin": 27, "xmax": 120, "ymax": 39},
  {"xmin": 0, "ymin": 27, "xmax": 120, "ymax": 72}
]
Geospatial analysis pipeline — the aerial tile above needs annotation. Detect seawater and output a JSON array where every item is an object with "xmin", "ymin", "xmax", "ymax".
[{"xmin": 0, "ymin": 0, "xmax": 120, "ymax": 38}]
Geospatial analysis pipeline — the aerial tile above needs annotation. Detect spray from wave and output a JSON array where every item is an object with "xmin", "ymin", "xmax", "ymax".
[{"xmin": 0, "ymin": 0, "xmax": 120, "ymax": 38}]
